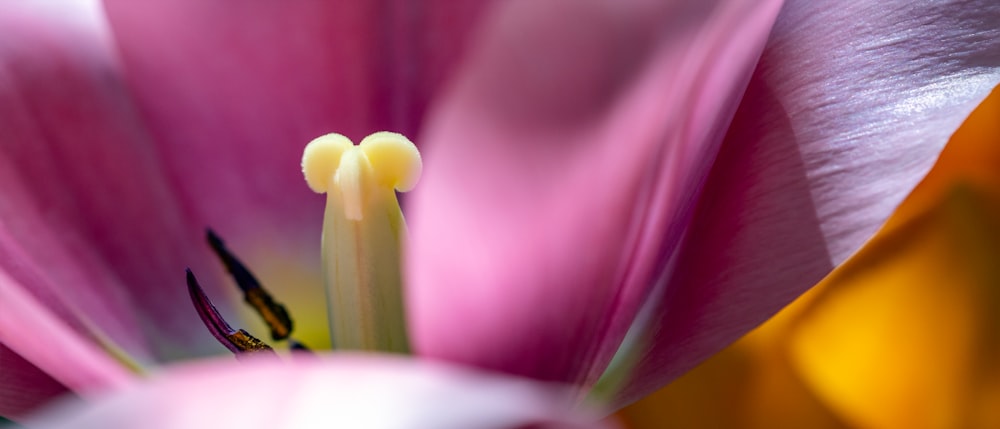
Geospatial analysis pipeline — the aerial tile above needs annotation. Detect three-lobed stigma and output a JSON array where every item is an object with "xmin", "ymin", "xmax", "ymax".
[
  {"xmin": 302, "ymin": 132, "xmax": 421, "ymax": 220},
  {"xmin": 301, "ymin": 132, "xmax": 420, "ymax": 353}
]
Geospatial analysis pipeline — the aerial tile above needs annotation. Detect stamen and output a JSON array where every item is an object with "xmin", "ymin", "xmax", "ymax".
[
  {"xmin": 186, "ymin": 269, "xmax": 275, "ymax": 358},
  {"xmin": 206, "ymin": 229, "xmax": 293, "ymax": 341}
]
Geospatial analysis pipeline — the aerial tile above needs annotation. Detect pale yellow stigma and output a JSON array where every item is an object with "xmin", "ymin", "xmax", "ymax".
[
  {"xmin": 302, "ymin": 132, "xmax": 421, "ymax": 220},
  {"xmin": 301, "ymin": 132, "xmax": 421, "ymax": 353}
]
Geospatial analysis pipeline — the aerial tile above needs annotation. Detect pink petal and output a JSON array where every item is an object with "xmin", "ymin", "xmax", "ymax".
[
  {"xmin": 99, "ymin": 0, "xmax": 495, "ymax": 247},
  {"xmin": 614, "ymin": 0, "xmax": 1000, "ymax": 406},
  {"xmin": 0, "ymin": 345, "xmax": 67, "ymax": 421},
  {"xmin": 0, "ymin": 0, "xmax": 222, "ymax": 363},
  {"xmin": 26, "ymin": 355, "xmax": 615, "ymax": 429},
  {"xmin": 0, "ymin": 269, "xmax": 132, "ymax": 404},
  {"xmin": 407, "ymin": 0, "xmax": 782, "ymax": 387}
]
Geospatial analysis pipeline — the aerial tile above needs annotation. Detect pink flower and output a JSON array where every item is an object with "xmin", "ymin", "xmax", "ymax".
[{"xmin": 2, "ymin": 0, "xmax": 999, "ymax": 426}]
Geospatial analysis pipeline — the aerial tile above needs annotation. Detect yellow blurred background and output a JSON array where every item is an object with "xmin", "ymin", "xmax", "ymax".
[{"xmin": 616, "ymin": 86, "xmax": 1000, "ymax": 429}]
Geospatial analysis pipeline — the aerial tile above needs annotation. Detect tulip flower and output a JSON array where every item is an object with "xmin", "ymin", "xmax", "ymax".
[
  {"xmin": 617, "ymin": 86, "xmax": 1000, "ymax": 429},
  {"xmin": 2, "ymin": 0, "xmax": 999, "ymax": 426}
]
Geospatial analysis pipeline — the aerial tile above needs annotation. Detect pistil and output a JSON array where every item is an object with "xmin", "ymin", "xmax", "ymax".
[{"xmin": 301, "ymin": 132, "xmax": 421, "ymax": 353}]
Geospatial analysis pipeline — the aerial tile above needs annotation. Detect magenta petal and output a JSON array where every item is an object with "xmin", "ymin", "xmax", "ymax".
[
  {"xmin": 26, "ymin": 355, "xmax": 614, "ymax": 429},
  {"xmin": 0, "ymin": 0, "xmax": 221, "ymax": 360},
  {"xmin": 614, "ymin": 0, "xmax": 1000, "ymax": 405},
  {"xmin": 408, "ymin": 0, "xmax": 782, "ymax": 387},
  {"xmin": 0, "ymin": 271, "xmax": 132, "ymax": 402},
  {"xmin": 0, "ymin": 345, "xmax": 67, "ymax": 421},
  {"xmin": 100, "ymin": 0, "xmax": 495, "ymax": 246}
]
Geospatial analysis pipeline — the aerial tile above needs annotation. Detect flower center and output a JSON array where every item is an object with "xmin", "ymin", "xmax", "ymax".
[{"xmin": 187, "ymin": 132, "xmax": 421, "ymax": 357}]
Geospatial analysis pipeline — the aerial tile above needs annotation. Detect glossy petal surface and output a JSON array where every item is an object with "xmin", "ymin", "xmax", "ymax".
[
  {"xmin": 615, "ymin": 87, "xmax": 1000, "ymax": 429},
  {"xmin": 617, "ymin": 0, "xmax": 1000, "ymax": 405}
]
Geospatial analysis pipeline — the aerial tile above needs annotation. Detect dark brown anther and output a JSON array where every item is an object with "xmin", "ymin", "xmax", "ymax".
[
  {"xmin": 226, "ymin": 329, "xmax": 275, "ymax": 354},
  {"xmin": 243, "ymin": 288, "xmax": 292, "ymax": 340},
  {"xmin": 206, "ymin": 229, "xmax": 293, "ymax": 341},
  {"xmin": 186, "ymin": 269, "xmax": 276, "ymax": 358}
]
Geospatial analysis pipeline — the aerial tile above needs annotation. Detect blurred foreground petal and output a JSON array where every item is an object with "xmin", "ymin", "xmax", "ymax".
[{"xmin": 27, "ymin": 355, "xmax": 615, "ymax": 429}]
